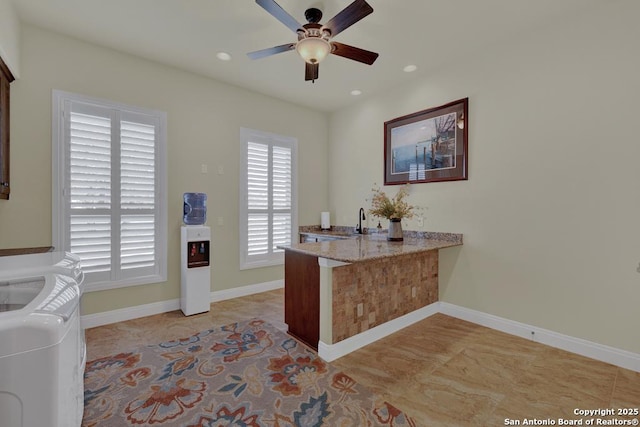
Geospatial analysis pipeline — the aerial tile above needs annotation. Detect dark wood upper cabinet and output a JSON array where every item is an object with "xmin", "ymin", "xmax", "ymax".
[{"xmin": 0, "ymin": 56, "xmax": 15, "ymax": 200}]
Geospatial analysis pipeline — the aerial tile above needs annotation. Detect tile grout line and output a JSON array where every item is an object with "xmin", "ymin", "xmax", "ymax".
[{"xmin": 608, "ymin": 368, "xmax": 619, "ymax": 406}]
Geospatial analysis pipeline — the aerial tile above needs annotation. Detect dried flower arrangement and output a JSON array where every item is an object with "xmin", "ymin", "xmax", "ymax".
[{"xmin": 368, "ymin": 184, "xmax": 415, "ymax": 220}]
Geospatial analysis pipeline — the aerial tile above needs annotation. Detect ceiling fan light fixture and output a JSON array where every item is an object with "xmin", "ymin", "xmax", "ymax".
[
  {"xmin": 296, "ymin": 37, "xmax": 331, "ymax": 64},
  {"xmin": 249, "ymin": 0, "xmax": 378, "ymax": 82}
]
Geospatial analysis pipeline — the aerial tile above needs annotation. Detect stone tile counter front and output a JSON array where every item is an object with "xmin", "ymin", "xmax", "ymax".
[
  {"xmin": 279, "ymin": 227, "xmax": 462, "ymax": 361},
  {"xmin": 331, "ymin": 250, "xmax": 439, "ymax": 343}
]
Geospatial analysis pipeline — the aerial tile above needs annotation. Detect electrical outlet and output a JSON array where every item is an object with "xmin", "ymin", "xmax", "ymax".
[
  {"xmin": 217, "ymin": 217, "xmax": 224, "ymax": 226},
  {"xmin": 411, "ymin": 287, "xmax": 417, "ymax": 298},
  {"xmin": 201, "ymin": 164, "xmax": 208, "ymax": 174},
  {"xmin": 417, "ymin": 216, "xmax": 424, "ymax": 228},
  {"xmin": 357, "ymin": 303, "xmax": 363, "ymax": 317},
  {"xmin": 218, "ymin": 165, "xmax": 224, "ymax": 175}
]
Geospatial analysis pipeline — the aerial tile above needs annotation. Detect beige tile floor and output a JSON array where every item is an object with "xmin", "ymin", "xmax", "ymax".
[{"xmin": 85, "ymin": 289, "xmax": 640, "ymax": 426}]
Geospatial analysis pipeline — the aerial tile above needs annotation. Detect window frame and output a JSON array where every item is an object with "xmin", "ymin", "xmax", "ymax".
[
  {"xmin": 239, "ymin": 127, "xmax": 298, "ymax": 270},
  {"xmin": 52, "ymin": 90, "xmax": 167, "ymax": 292}
]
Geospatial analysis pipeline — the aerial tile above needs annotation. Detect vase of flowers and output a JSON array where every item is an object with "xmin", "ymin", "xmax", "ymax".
[{"xmin": 369, "ymin": 184, "xmax": 414, "ymax": 241}]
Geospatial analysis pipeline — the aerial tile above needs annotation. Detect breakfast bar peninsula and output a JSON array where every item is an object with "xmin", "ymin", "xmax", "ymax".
[{"xmin": 279, "ymin": 227, "xmax": 462, "ymax": 361}]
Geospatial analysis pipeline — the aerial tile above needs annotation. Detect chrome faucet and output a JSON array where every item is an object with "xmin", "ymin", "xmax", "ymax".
[{"xmin": 356, "ymin": 208, "xmax": 366, "ymax": 234}]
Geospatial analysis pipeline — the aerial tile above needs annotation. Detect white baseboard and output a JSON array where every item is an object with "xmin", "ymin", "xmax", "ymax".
[
  {"xmin": 318, "ymin": 302, "xmax": 440, "ymax": 362},
  {"xmin": 81, "ymin": 298, "xmax": 180, "ymax": 329},
  {"xmin": 81, "ymin": 280, "xmax": 284, "ymax": 329},
  {"xmin": 439, "ymin": 302, "xmax": 640, "ymax": 373},
  {"xmin": 211, "ymin": 280, "xmax": 283, "ymax": 302}
]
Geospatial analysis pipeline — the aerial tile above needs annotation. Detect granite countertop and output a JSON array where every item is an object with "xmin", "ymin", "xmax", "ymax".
[{"xmin": 282, "ymin": 226, "xmax": 463, "ymax": 263}]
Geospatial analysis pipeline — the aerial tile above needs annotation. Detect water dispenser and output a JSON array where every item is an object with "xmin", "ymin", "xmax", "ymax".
[{"xmin": 180, "ymin": 225, "xmax": 211, "ymax": 316}]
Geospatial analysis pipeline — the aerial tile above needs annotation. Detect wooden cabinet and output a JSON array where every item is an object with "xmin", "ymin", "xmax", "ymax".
[
  {"xmin": 0, "ymin": 57, "xmax": 15, "ymax": 200},
  {"xmin": 284, "ymin": 251, "xmax": 320, "ymax": 350}
]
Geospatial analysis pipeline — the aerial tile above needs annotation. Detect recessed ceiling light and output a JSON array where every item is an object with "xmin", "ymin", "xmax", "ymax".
[
  {"xmin": 216, "ymin": 52, "xmax": 232, "ymax": 61},
  {"xmin": 403, "ymin": 64, "xmax": 417, "ymax": 73},
  {"xmin": 351, "ymin": 90, "xmax": 362, "ymax": 96}
]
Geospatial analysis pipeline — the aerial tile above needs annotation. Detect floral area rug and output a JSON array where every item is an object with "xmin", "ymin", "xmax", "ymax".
[{"xmin": 83, "ymin": 318, "xmax": 416, "ymax": 426}]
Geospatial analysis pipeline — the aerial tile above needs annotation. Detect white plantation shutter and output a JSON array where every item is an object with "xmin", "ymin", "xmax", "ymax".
[
  {"xmin": 53, "ymin": 91, "xmax": 167, "ymax": 291},
  {"xmin": 247, "ymin": 213, "xmax": 269, "ymax": 256},
  {"xmin": 121, "ymin": 120, "xmax": 156, "ymax": 209},
  {"xmin": 240, "ymin": 128, "xmax": 297, "ymax": 269},
  {"xmin": 247, "ymin": 142, "xmax": 269, "ymax": 210},
  {"xmin": 247, "ymin": 142, "xmax": 269, "ymax": 257},
  {"xmin": 273, "ymin": 213, "xmax": 292, "ymax": 250},
  {"xmin": 68, "ymin": 111, "xmax": 112, "ymax": 274},
  {"xmin": 70, "ymin": 215, "xmax": 111, "ymax": 273},
  {"xmin": 272, "ymin": 145, "xmax": 292, "ymax": 251},
  {"xmin": 120, "ymin": 119, "xmax": 156, "ymax": 272}
]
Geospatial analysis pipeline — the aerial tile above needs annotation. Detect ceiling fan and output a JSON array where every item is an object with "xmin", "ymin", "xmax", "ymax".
[{"xmin": 247, "ymin": 0, "xmax": 379, "ymax": 83}]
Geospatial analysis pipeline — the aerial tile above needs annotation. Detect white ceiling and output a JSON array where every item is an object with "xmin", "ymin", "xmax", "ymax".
[{"xmin": 11, "ymin": 0, "xmax": 602, "ymax": 112}]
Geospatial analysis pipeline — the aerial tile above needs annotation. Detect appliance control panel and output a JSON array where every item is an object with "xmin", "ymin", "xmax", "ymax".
[{"xmin": 187, "ymin": 240, "xmax": 209, "ymax": 268}]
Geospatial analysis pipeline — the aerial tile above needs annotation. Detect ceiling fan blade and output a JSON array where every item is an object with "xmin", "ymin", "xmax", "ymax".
[
  {"xmin": 305, "ymin": 62, "xmax": 319, "ymax": 81},
  {"xmin": 331, "ymin": 42, "xmax": 378, "ymax": 65},
  {"xmin": 323, "ymin": 0, "xmax": 373, "ymax": 37},
  {"xmin": 255, "ymin": 0, "xmax": 303, "ymax": 33},
  {"xmin": 247, "ymin": 43, "xmax": 296, "ymax": 60}
]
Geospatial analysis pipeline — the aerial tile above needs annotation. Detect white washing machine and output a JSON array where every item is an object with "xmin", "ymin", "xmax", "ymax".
[{"xmin": 0, "ymin": 252, "xmax": 85, "ymax": 427}]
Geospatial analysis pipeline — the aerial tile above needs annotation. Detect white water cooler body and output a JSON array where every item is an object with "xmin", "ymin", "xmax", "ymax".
[{"xmin": 180, "ymin": 226, "xmax": 211, "ymax": 316}]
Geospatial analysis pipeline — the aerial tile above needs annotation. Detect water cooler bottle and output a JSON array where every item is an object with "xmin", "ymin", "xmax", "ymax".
[{"xmin": 180, "ymin": 193, "xmax": 210, "ymax": 316}]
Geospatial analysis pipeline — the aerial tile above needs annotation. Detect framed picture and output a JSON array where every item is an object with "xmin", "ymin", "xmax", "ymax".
[{"xmin": 384, "ymin": 98, "xmax": 468, "ymax": 185}]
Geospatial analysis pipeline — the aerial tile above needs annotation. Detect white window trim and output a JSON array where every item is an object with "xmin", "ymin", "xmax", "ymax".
[
  {"xmin": 239, "ymin": 127, "xmax": 298, "ymax": 270},
  {"xmin": 52, "ymin": 90, "xmax": 168, "ymax": 292}
]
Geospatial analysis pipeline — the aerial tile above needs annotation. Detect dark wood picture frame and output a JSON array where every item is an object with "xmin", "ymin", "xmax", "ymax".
[{"xmin": 384, "ymin": 98, "xmax": 468, "ymax": 185}]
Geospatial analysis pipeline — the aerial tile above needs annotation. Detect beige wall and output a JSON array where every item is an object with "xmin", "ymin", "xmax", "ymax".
[
  {"xmin": 0, "ymin": 25, "xmax": 329, "ymax": 315},
  {"xmin": 329, "ymin": 0, "xmax": 640, "ymax": 354},
  {"xmin": 0, "ymin": 0, "xmax": 20, "ymax": 76}
]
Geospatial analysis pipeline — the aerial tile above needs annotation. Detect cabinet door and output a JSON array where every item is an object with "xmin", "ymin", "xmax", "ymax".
[
  {"xmin": 0, "ymin": 57, "xmax": 14, "ymax": 200},
  {"xmin": 284, "ymin": 251, "xmax": 320, "ymax": 350}
]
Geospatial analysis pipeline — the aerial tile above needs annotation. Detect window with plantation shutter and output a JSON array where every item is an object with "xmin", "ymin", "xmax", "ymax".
[
  {"xmin": 52, "ymin": 91, "xmax": 167, "ymax": 291},
  {"xmin": 240, "ymin": 128, "xmax": 297, "ymax": 269}
]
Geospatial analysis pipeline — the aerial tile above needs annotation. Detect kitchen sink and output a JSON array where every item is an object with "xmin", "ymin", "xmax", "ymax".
[{"xmin": 300, "ymin": 233, "xmax": 356, "ymax": 243}]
